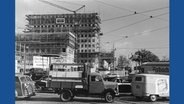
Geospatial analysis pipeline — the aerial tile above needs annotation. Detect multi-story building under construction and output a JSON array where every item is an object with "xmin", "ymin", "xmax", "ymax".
[
  {"xmin": 24, "ymin": 13, "xmax": 101, "ymax": 64},
  {"xmin": 16, "ymin": 32, "xmax": 76, "ymax": 70}
]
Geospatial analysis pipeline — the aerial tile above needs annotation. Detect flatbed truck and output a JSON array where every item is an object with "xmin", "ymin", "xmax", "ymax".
[{"xmin": 47, "ymin": 63, "xmax": 119, "ymax": 103}]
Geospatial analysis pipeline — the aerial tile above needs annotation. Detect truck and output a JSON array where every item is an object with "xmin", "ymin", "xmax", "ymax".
[
  {"xmin": 131, "ymin": 74, "xmax": 169, "ymax": 102},
  {"xmin": 46, "ymin": 63, "xmax": 119, "ymax": 103}
]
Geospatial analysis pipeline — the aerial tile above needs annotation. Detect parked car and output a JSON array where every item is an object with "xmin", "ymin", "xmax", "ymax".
[
  {"xmin": 29, "ymin": 68, "xmax": 47, "ymax": 80},
  {"xmin": 35, "ymin": 75, "xmax": 52, "ymax": 91},
  {"xmin": 15, "ymin": 74, "xmax": 36, "ymax": 98},
  {"xmin": 104, "ymin": 77, "xmax": 131, "ymax": 93},
  {"xmin": 106, "ymin": 73, "xmax": 120, "ymax": 78}
]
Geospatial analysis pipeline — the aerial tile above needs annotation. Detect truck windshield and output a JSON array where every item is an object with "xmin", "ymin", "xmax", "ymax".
[
  {"xmin": 15, "ymin": 77, "xmax": 19, "ymax": 82},
  {"xmin": 91, "ymin": 75, "xmax": 102, "ymax": 82},
  {"xmin": 20, "ymin": 77, "xmax": 27, "ymax": 82}
]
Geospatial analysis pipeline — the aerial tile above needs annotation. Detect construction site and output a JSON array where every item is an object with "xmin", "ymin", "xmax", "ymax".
[{"xmin": 15, "ymin": 0, "xmax": 107, "ymax": 71}]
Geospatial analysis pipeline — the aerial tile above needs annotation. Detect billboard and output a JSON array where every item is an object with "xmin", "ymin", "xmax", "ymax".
[{"xmin": 33, "ymin": 56, "xmax": 49, "ymax": 69}]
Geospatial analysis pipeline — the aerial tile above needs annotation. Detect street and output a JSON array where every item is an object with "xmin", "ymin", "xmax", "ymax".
[{"xmin": 16, "ymin": 93, "xmax": 169, "ymax": 104}]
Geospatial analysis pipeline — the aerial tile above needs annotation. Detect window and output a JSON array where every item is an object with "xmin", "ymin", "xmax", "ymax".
[
  {"xmin": 92, "ymin": 44, "xmax": 95, "ymax": 47},
  {"xmin": 26, "ymin": 76, "xmax": 32, "ymax": 81},
  {"xmin": 62, "ymin": 48, "xmax": 66, "ymax": 52},
  {"xmin": 91, "ymin": 76, "xmax": 102, "ymax": 82},
  {"xmin": 20, "ymin": 77, "xmax": 26, "ymax": 82},
  {"xmin": 135, "ymin": 77, "xmax": 142, "ymax": 81},
  {"xmin": 15, "ymin": 77, "xmax": 19, "ymax": 82},
  {"xmin": 92, "ymin": 39, "xmax": 95, "ymax": 42}
]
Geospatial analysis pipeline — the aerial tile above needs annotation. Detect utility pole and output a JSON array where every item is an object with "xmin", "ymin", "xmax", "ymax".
[{"xmin": 112, "ymin": 42, "xmax": 115, "ymax": 71}]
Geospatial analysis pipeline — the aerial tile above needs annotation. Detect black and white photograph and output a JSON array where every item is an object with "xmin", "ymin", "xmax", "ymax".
[{"xmin": 15, "ymin": 0, "xmax": 169, "ymax": 104}]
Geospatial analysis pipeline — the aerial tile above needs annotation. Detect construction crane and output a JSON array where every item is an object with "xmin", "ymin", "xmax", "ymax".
[
  {"xmin": 39, "ymin": 0, "xmax": 85, "ymax": 14},
  {"xmin": 38, "ymin": 0, "xmax": 85, "ymax": 63}
]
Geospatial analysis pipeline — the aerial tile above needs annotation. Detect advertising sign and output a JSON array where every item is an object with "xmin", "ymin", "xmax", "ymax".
[
  {"xmin": 56, "ymin": 18, "xmax": 65, "ymax": 24},
  {"xmin": 33, "ymin": 56, "xmax": 49, "ymax": 69}
]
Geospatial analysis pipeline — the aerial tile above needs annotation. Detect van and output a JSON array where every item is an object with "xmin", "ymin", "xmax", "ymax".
[
  {"xmin": 131, "ymin": 74, "xmax": 169, "ymax": 102},
  {"xmin": 15, "ymin": 74, "xmax": 36, "ymax": 98}
]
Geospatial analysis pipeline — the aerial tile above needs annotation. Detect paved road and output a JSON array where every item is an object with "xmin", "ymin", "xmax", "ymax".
[{"xmin": 16, "ymin": 93, "xmax": 169, "ymax": 104}]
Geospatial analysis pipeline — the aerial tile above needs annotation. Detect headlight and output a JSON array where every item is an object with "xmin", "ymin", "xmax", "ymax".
[
  {"xmin": 24, "ymin": 83, "xmax": 29, "ymax": 88},
  {"xmin": 115, "ymin": 84, "xmax": 119, "ymax": 92}
]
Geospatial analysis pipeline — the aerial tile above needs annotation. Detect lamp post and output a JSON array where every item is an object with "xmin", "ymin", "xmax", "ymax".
[
  {"xmin": 23, "ymin": 44, "xmax": 29, "ymax": 74},
  {"xmin": 106, "ymin": 35, "xmax": 128, "ymax": 71}
]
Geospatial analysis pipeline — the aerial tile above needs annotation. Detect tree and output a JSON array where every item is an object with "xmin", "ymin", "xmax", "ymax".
[
  {"xmin": 161, "ymin": 56, "xmax": 169, "ymax": 62},
  {"xmin": 117, "ymin": 55, "xmax": 130, "ymax": 68},
  {"xmin": 130, "ymin": 49, "xmax": 160, "ymax": 65}
]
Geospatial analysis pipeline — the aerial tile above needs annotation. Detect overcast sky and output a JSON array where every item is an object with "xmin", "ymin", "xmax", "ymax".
[{"xmin": 16, "ymin": 0, "xmax": 169, "ymax": 60}]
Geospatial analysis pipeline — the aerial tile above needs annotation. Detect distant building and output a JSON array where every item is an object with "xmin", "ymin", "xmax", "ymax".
[{"xmin": 99, "ymin": 51, "xmax": 114, "ymax": 69}]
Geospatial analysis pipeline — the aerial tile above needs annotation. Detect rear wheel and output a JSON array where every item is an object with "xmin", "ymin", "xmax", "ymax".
[
  {"xmin": 104, "ymin": 92, "xmax": 114, "ymax": 103},
  {"xmin": 149, "ymin": 95, "xmax": 157, "ymax": 102},
  {"xmin": 60, "ymin": 90, "xmax": 72, "ymax": 102}
]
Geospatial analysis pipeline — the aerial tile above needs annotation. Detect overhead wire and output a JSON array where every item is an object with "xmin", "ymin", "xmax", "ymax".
[
  {"xmin": 54, "ymin": 0, "xmax": 83, "ymax": 6},
  {"xmin": 104, "ymin": 12, "xmax": 169, "ymax": 35},
  {"xmin": 104, "ymin": 18, "xmax": 150, "ymax": 35},
  {"xmin": 130, "ymin": 26, "xmax": 168, "ymax": 38},
  {"xmin": 94, "ymin": 0, "xmax": 169, "ymax": 22},
  {"xmin": 102, "ymin": 7, "xmax": 169, "ymax": 22},
  {"xmin": 116, "ymin": 47, "xmax": 169, "ymax": 50}
]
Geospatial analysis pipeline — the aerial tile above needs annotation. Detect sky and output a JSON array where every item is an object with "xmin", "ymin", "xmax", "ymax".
[{"xmin": 16, "ymin": 0, "xmax": 169, "ymax": 60}]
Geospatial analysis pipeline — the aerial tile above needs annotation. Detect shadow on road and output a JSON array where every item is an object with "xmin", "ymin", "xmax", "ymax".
[
  {"xmin": 16, "ymin": 97, "xmax": 108, "ymax": 103},
  {"xmin": 118, "ymin": 96, "xmax": 169, "ymax": 103}
]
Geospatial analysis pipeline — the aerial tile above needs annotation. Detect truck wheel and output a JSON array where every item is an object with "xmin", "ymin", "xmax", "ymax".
[
  {"xmin": 149, "ymin": 95, "xmax": 157, "ymax": 102},
  {"xmin": 105, "ymin": 92, "xmax": 114, "ymax": 103},
  {"xmin": 60, "ymin": 90, "xmax": 72, "ymax": 102}
]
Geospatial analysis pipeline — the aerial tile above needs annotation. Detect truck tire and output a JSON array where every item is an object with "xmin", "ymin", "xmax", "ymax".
[
  {"xmin": 60, "ymin": 90, "xmax": 72, "ymax": 102},
  {"xmin": 104, "ymin": 92, "xmax": 114, "ymax": 103},
  {"xmin": 149, "ymin": 95, "xmax": 157, "ymax": 102}
]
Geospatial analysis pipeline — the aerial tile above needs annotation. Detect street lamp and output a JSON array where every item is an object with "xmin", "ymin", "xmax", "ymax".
[
  {"xmin": 23, "ymin": 44, "xmax": 29, "ymax": 74},
  {"xmin": 105, "ymin": 35, "xmax": 128, "ymax": 71}
]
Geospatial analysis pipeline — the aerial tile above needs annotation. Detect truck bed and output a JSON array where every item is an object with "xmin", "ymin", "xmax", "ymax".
[{"xmin": 49, "ymin": 77, "xmax": 84, "ymax": 89}]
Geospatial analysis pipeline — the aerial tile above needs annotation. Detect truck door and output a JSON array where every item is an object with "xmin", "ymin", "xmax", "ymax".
[
  {"xmin": 132, "ymin": 76, "xmax": 144, "ymax": 97},
  {"xmin": 89, "ymin": 75, "xmax": 104, "ymax": 94}
]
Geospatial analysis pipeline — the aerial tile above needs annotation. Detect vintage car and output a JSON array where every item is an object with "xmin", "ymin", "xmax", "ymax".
[
  {"xmin": 104, "ymin": 77, "xmax": 131, "ymax": 93},
  {"xmin": 15, "ymin": 74, "xmax": 36, "ymax": 98},
  {"xmin": 35, "ymin": 75, "xmax": 52, "ymax": 91}
]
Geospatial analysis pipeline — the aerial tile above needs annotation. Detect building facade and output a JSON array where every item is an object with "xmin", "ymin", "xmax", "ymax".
[
  {"xmin": 25, "ymin": 13, "xmax": 101, "ymax": 64},
  {"xmin": 99, "ymin": 51, "xmax": 114, "ymax": 69},
  {"xmin": 16, "ymin": 32, "xmax": 76, "ymax": 70}
]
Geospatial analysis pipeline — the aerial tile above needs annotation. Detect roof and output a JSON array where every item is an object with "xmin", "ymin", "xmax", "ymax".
[
  {"xmin": 142, "ymin": 62, "xmax": 169, "ymax": 66},
  {"xmin": 134, "ymin": 74, "xmax": 169, "ymax": 77},
  {"xmin": 15, "ymin": 73, "xmax": 28, "ymax": 77},
  {"xmin": 90, "ymin": 72, "xmax": 102, "ymax": 76}
]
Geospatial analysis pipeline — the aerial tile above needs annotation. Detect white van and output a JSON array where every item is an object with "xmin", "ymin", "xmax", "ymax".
[{"xmin": 131, "ymin": 74, "xmax": 169, "ymax": 102}]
